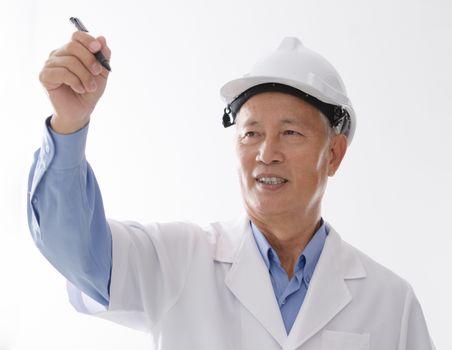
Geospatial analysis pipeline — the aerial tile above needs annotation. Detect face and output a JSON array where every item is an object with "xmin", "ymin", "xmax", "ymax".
[{"xmin": 235, "ymin": 92, "xmax": 347, "ymax": 221}]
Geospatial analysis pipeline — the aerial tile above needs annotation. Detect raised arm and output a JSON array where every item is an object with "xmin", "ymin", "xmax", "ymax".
[{"xmin": 27, "ymin": 31, "xmax": 113, "ymax": 305}]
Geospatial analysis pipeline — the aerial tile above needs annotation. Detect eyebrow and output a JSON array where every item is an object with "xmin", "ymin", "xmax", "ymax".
[
  {"xmin": 241, "ymin": 119, "xmax": 259, "ymax": 128},
  {"xmin": 280, "ymin": 118, "xmax": 303, "ymax": 126},
  {"xmin": 240, "ymin": 117, "xmax": 303, "ymax": 128}
]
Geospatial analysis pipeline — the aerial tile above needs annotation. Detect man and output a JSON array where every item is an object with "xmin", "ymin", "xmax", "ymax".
[{"xmin": 28, "ymin": 33, "xmax": 434, "ymax": 349}]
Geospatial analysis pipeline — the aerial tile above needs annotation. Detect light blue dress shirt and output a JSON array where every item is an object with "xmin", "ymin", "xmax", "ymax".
[
  {"xmin": 250, "ymin": 221, "xmax": 328, "ymax": 334},
  {"xmin": 27, "ymin": 117, "xmax": 111, "ymax": 306},
  {"xmin": 27, "ymin": 117, "xmax": 329, "ymax": 332}
]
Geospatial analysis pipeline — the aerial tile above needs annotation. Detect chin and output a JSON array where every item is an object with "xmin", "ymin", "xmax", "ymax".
[{"xmin": 245, "ymin": 197, "xmax": 292, "ymax": 218}]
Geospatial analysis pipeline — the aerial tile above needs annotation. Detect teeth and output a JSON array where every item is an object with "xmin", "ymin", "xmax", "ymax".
[{"xmin": 257, "ymin": 177, "xmax": 287, "ymax": 185}]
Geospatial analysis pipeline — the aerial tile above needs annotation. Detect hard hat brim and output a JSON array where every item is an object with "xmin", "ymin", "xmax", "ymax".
[{"xmin": 220, "ymin": 75, "xmax": 356, "ymax": 144}]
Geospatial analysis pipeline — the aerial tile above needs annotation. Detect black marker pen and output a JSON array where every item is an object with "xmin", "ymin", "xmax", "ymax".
[{"xmin": 70, "ymin": 17, "xmax": 111, "ymax": 72}]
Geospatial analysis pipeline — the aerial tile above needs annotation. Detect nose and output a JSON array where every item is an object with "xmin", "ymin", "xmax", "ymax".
[{"xmin": 256, "ymin": 137, "xmax": 284, "ymax": 165}]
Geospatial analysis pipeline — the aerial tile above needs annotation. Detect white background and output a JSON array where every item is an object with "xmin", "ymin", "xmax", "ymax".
[{"xmin": 0, "ymin": 0, "xmax": 451, "ymax": 349}]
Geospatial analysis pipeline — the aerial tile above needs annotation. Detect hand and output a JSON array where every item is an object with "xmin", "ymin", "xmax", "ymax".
[{"xmin": 39, "ymin": 31, "xmax": 111, "ymax": 133}]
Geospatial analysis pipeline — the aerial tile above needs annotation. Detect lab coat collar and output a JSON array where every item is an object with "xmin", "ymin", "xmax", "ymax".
[
  {"xmin": 214, "ymin": 215, "xmax": 367, "ymax": 349},
  {"xmin": 223, "ymin": 216, "xmax": 288, "ymax": 346},
  {"xmin": 285, "ymin": 224, "xmax": 366, "ymax": 350}
]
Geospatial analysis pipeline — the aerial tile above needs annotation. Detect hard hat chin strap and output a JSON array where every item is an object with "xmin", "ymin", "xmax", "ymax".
[
  {"xmin": 222, "ymin": 106, "xmax": 234, "ymax": 128},
  {"xmin": 332, "ymin": 105, "xmax": 351, "ymax": 137},
  {"xmin": 222, "ymin": 82, "xmax": 351, "ymax": 136}
]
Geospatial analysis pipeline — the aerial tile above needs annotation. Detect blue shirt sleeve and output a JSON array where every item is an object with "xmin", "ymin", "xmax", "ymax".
[{"xmin": 27, "ymin": 116, "xmax": 112, "ymax": 306}]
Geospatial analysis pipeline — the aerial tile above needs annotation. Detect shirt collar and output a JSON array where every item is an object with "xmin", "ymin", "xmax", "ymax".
[
  {"xmin": 251, "ymin": 219, "xmax": 328, "ymax": 279},
  {"xmin": 251, "ymin": 221, "xmax": 274, "ymax": 268}
]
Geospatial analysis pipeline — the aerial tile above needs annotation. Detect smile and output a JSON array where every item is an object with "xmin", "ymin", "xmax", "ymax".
[{"xmin": 255, "ymin": 176, "xmax": 288, "ymax": 185}]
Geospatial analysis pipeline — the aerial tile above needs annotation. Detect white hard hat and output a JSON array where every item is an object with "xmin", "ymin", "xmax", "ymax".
[{"xmin": 220, "ymin": 37, "xmax": 356, "ymax": 144}]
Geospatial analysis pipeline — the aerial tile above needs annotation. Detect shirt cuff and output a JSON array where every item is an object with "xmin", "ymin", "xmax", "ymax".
[{"xmin": 45, "ymin": 116, "xmax": 90, "ymax": 170}]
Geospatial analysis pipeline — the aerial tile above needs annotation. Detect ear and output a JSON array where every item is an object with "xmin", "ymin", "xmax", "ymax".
[{"xmin": 327, "ymin": 134, "xmax": 348, "ymax": 177}]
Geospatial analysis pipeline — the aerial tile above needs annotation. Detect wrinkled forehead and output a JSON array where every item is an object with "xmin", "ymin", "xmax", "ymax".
[{"xmin": 235, "ymin": 91, "xmax": 328, "ymax": 129}]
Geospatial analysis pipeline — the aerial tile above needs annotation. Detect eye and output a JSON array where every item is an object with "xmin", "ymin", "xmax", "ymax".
[
  {"xmin": 283, "ymin": 130, "xmax": 302, "ymax": 136},
  {"xmin": 244, "ymin": 131, "xmax": 258, "ymax": 137},
  {"xmin": 239, "ymin": 130, "xmax": 261, "ymax": 144}
]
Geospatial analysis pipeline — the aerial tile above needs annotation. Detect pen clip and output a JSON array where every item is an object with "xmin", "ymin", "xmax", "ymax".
[{"xmin": 70, "ymin": 17, "xmax": 89, "ymax": 32}]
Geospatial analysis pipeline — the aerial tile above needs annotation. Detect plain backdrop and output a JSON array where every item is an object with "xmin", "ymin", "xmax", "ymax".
[{"xmin": 0, "ymin": 0, "xmax": 451, "ymax": 349}]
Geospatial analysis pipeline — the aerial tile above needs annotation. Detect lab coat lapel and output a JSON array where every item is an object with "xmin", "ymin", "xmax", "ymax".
[
  {"xmin": 223, "ymin": 217, "xmax": 287, "ymax": 347},
  {"xmin": 285, "ymin": 227, "xmax": 367, "ymax": 350}
]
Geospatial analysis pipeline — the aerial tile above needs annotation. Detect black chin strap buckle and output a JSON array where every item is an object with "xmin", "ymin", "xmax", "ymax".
[
  {"xmin": 332, "ymin": 106, "xmax": 351, "ymax": 136},
  {"xmin": 222, "ymin": 106, "xmax": 235, "ymax": 128}
]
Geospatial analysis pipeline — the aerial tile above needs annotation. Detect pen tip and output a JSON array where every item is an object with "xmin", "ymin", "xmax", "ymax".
[{"xmin": 103, "ymin": 61, "xmax": 112, "ymax": 72}]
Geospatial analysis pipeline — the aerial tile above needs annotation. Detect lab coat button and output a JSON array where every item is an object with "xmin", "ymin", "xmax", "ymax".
[{"xmin": 45, "ymin": 144, "xmax": 50, "ymax": 153}]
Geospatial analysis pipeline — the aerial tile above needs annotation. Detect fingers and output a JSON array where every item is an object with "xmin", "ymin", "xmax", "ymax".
[
  {"xmin": 71, "ymin": 31, "xmax": 102, "ymax": 54},
  {"xmin": 45, "ymin": 55, "xmax": 97, "ymax": 92},
  {"xmin": 40, "ymin": 66, "xmax": 86, "ymax": 94},
  {"xmin": 40, "ymin": 31, "xmax": 111, "ymax": 92},
  {"xmin": 57, "ymin": 33, "xmax": 103, "ymax": 75}
]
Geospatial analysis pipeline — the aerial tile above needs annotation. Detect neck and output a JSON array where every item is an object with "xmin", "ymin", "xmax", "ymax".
[{"xmin": 249, "ymin": 210, "xmax": 322, "ymax": 278}]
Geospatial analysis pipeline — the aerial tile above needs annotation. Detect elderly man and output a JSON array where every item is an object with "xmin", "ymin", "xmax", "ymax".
[{"xmin": 28, "ymin": 33, "xmax": 434, "ymax": 350}]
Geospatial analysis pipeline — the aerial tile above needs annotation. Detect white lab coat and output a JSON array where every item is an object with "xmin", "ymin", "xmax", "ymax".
[{"xmin": 70, "ymin": 215, "xmax": 435, "ymax": 350}]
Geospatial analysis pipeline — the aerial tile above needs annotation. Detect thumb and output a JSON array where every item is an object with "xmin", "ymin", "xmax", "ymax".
[{"xmin": 96, "ymin": 35, "xmax": 111, "ymax": 60}]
